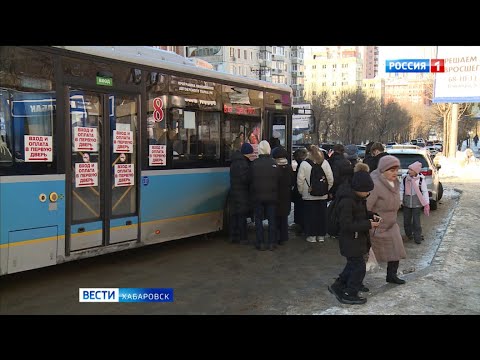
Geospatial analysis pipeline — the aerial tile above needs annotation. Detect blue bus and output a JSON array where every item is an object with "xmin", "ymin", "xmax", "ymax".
[{"xmin": 0, "ymin": 46, "xmax": 293, "ymax": 275}]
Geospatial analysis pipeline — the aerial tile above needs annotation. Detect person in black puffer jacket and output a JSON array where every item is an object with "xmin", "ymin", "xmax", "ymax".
[
  {"xmin": 228, "ymin": 143, "xmax": 254, "ymax": 244},
  {"xmin": 328, "ymin": 163, "xmax": 380, "ymax": 305},
  {"xmin": 250, "ymin": 140, "xmax": 281, "ymax": 251},
  {"xmin": 363, "ymin": 142, "xmax": 389, "ymax": 173},
  {"xmin": 327, "ymin": 144, "xmax": 353, "ymax": 200},
  {"xmin": 272, "ymin": 146, "xmax": 294, "ymax": 245}
]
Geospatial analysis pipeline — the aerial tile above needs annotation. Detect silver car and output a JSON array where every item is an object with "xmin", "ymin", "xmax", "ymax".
[{"xmin": 386, "ymin": 146, "xmax": 443, "ymax": 210}]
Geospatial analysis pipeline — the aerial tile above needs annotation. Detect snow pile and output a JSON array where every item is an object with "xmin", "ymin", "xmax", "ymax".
[{"xmin": 436, "ymin": 150, "xmax": 480, "ymax": 180}]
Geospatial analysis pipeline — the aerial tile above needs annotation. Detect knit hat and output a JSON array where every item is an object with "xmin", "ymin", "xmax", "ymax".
[
  {"xmin": 272, "ymin": 130, "xmax": 281, "ymax": 139},
  {"xmin": 345, "ymin": 144, "xmax": 358, "ymax": 160},
  {"xmin": 258, "ymin": 140, "xmax": 271, "ymax": 155},
  {"xmin": 351, "ymin": 169, "xmax": 374, "ymax": 192},
  {"xmin": 378, "ymin": 155, "xmax": 400, "ymax": 173},
  {"xmin": 408, "ymin": 161, "xmax": 422, "ymax": 175},
  {"xmin": 240, "ymin": 142, "xmax": 254, "ymax": 155},
  {"xmin": 272, "ymin": 146, "xmax": 288, "ymax": 159}
]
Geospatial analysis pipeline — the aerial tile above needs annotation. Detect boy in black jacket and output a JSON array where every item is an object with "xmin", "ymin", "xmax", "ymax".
[{"xmin": 328, "ymin": 163, "xmax": 381, "ymax": 305}]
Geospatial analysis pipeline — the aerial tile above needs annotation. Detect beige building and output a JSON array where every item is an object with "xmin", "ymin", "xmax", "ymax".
[
  {"xmin": 384, "ymin": 76, "xmax": 433, "ymax": 106},
  {"xmin": 363, "ymin": 46, "xmax": 379, "ymax": 79},
  {"xmin": 185, "ymin": 46, "xmax": 305, "ymax": 104},
  {"xmin": 304, "ymin": 46, "xmax": 435, "ymax": 107},
  {"xmin": 304, "ymin": 46, "xmax": 364, "ymax": 104},
  {"xmin": 362, "ymin": 77, "xmax": 385, "ymax": 100}
]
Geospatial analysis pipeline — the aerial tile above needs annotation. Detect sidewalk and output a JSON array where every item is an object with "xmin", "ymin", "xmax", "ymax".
[{"xmin": 317, "ymin": 176, "xmax": 480, "ymax": 315}]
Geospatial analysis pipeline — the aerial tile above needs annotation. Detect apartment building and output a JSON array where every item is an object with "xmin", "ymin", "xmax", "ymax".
[{"xmin": 185, "ymin": 46, "xmax": 305, "ymax": 104}]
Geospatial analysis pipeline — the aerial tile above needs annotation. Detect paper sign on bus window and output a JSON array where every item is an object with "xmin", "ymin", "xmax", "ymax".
[
  {"xmin": 74, "ymin": 127, "xmax": 98, "ymax": 152},
  {"xmin": 75, "ymin": 162, "xmax": 98, "ymax": 188},
  {"xmin": 24, "ymin": 135, "xmax": 53, "ymax": 162},
  {"xmin": 184, "ymin": 111, "xmax": 196, "ymax": 129},
  {"xmin": 114, "ymin": 163, "xmax": 135, "ymax": 187},
  {"xmin": 149, "ymin": 145, "xmax": 166, "ymax": 166},
  {"xmin": 113, "ymin": 130, "xmax": 134, "ymax": 153}
]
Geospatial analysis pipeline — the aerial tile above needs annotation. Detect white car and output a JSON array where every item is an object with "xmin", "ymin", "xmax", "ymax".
[
  {"xmin": 386, "ymin": 147, "xmax": 443, "ymax": 210},
  {"xmin": 425, "ymin": 146, "xmax": 438, "ymax": 157}
]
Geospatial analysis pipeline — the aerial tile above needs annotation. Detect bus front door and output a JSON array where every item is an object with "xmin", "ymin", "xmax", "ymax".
[
  {"xmin": 265, "ymin": 110, "xmax": 291, "ymax": 156},
  {"xmin": 68, "ymin": 90, "xmax": 139, "ymax": 252}
]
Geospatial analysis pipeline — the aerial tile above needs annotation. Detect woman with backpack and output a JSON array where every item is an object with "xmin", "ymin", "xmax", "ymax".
[{"xmin": 296, "ymin": 145, "xmax": 334, "ymax": 243}]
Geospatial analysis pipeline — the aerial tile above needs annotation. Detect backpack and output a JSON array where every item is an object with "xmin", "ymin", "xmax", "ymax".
[
  {"xmin": 305, "ymin": 159, "xmax": 329, "ymax": 196},
  {"xmin": 403, "ymin": 175, "xmax": 422, "ymax": 189},
  {"xmin": 327, "ymin": 198, "xmax": 340, "ymax": 236}
]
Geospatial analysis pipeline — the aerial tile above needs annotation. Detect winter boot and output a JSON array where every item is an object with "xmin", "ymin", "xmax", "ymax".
[
  {"xmin": 328, "ymin": 278, "xmax": 345, "ymax": 302},
  {"xmin": 386, "ymin": 261, "xmax": 406, "ymax": 284},
  {"xmin": 339, "ymin": 288, "xmax": 367, "ymax": 305}
]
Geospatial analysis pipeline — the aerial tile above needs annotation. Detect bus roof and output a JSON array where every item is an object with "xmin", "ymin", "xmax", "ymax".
[{"xmin": 53, "ymin": 46, "xmax": 292, "ymax": 94}]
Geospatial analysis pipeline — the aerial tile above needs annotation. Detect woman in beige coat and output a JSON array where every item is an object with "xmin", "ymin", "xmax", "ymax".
[{"xmin": 366, "ymin": 155, "xmax": 407, "ymax": 284}]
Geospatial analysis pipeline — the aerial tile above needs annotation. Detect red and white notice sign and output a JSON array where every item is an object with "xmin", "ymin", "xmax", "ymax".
[
  {"xmin": 113, "ymin": 130, "xmax": 133, "ymax": 153},
  {"xmin": 73, "ymin": 127, "xmax": 98, "ymax": 152},
  {"xmin": 75, "ymin": 162, "xmax": 98, "ymax": 188},
  {"xmin": 24, "ymin": 135, "xmax": 53, "ymax": 162},
  {"xmin": 149, "ymin": 145, "xmax": 166, "ymax": 166},
  {"xmin": 114, "ymin": 163, "xmax": 135, "ymax": 187}
]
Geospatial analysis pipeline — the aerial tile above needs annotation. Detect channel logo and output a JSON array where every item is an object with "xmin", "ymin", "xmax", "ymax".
[
  {"xmin": 79, "ymin": 288, "xmax": 174, "ymax": 302},
  {"xmin": 386, "ymin": 59, "xmax": 445, "ymax": 73}
]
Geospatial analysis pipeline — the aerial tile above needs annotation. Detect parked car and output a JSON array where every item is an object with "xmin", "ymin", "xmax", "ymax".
[
  {"xmin": 425, "ymin": 146, "xmax": 438, "ymax": 157},
  {"xmin": 356, "ymin": 145, "xmax": 366, "ymax": 159},
  {"xmin": 386, "ymin": 147, "xmax": 443, "ymax": 210}
]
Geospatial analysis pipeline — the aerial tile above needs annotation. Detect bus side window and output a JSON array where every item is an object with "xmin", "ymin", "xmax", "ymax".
[{"xmin": 0, "ymin": 92, "xmax": 13, "ymax": 166}]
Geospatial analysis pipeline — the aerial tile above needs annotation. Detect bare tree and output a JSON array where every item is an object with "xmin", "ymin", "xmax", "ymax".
[{"xmin": 311, "ymin": 91, "xmax": 332, "ymax": 144}]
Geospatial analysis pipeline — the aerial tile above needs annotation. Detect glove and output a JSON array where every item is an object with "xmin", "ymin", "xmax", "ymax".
[{"xmin": 423, "ymin": 204, "xmax": 430, "ymax": 216}]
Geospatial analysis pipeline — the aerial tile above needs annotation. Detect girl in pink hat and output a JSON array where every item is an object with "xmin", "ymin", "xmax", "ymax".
[{"xmin": 399, "ymin": 161, "xmax": 430, "ymax": 244}]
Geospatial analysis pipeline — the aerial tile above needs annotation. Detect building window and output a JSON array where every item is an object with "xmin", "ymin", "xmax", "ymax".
[
  {"xmin": 230, "ymin": 47, "xmax": 234, "ymax": 57},
  {"xmin": 237, "ymin": 49, "xmax": 240, "ymax": 58},
  {"xmin": 244, "ymin": 50, "xmax": 247, "ymax": 59}
]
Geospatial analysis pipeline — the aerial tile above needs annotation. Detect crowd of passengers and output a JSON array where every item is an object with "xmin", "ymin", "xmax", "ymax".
[{"xmin": 228, "ymin": 138, "xmax": 429, "ymax": 305}]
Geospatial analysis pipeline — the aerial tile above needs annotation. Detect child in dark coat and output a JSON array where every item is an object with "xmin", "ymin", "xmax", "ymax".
[{"xmin": 328, "ymin": 163, "xmax": 380, "ymax": 305}]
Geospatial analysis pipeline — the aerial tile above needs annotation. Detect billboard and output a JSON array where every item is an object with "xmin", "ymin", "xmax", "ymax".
[{"xmin": 433, "ymin": 46, "xmax": 480, "ymax": 103}]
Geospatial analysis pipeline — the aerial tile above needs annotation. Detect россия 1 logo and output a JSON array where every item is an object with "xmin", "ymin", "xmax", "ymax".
[{"xmin": 386, "ymin": 59, "xmax": 445, "ymax": 73}]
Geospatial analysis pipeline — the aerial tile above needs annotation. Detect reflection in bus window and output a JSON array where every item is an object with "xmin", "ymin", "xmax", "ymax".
[
  {"xmin": 0, "ymin": 91, "xmax": 13, "ymax": 165},
  {"xmin": 171, "ymin": 110, "xmax": 220, "ymax": 166},
  {"xmin": 224, "ymin": 115, "xmax": 261, "ymax": 161}
]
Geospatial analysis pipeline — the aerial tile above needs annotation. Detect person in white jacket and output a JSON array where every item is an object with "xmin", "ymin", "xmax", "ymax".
[
  {"xmin": 399, "ymin": 161, "xmax": 429, "ymax": 244},
  {"xmin": 296, "ymin": 145, "xmax": 334, "ymax": 242}
]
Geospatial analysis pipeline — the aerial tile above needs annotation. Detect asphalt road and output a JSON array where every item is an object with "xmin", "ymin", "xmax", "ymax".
[{"xmin": 0, "ymin": 185, "xmax": 459, "ymax": 315}]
